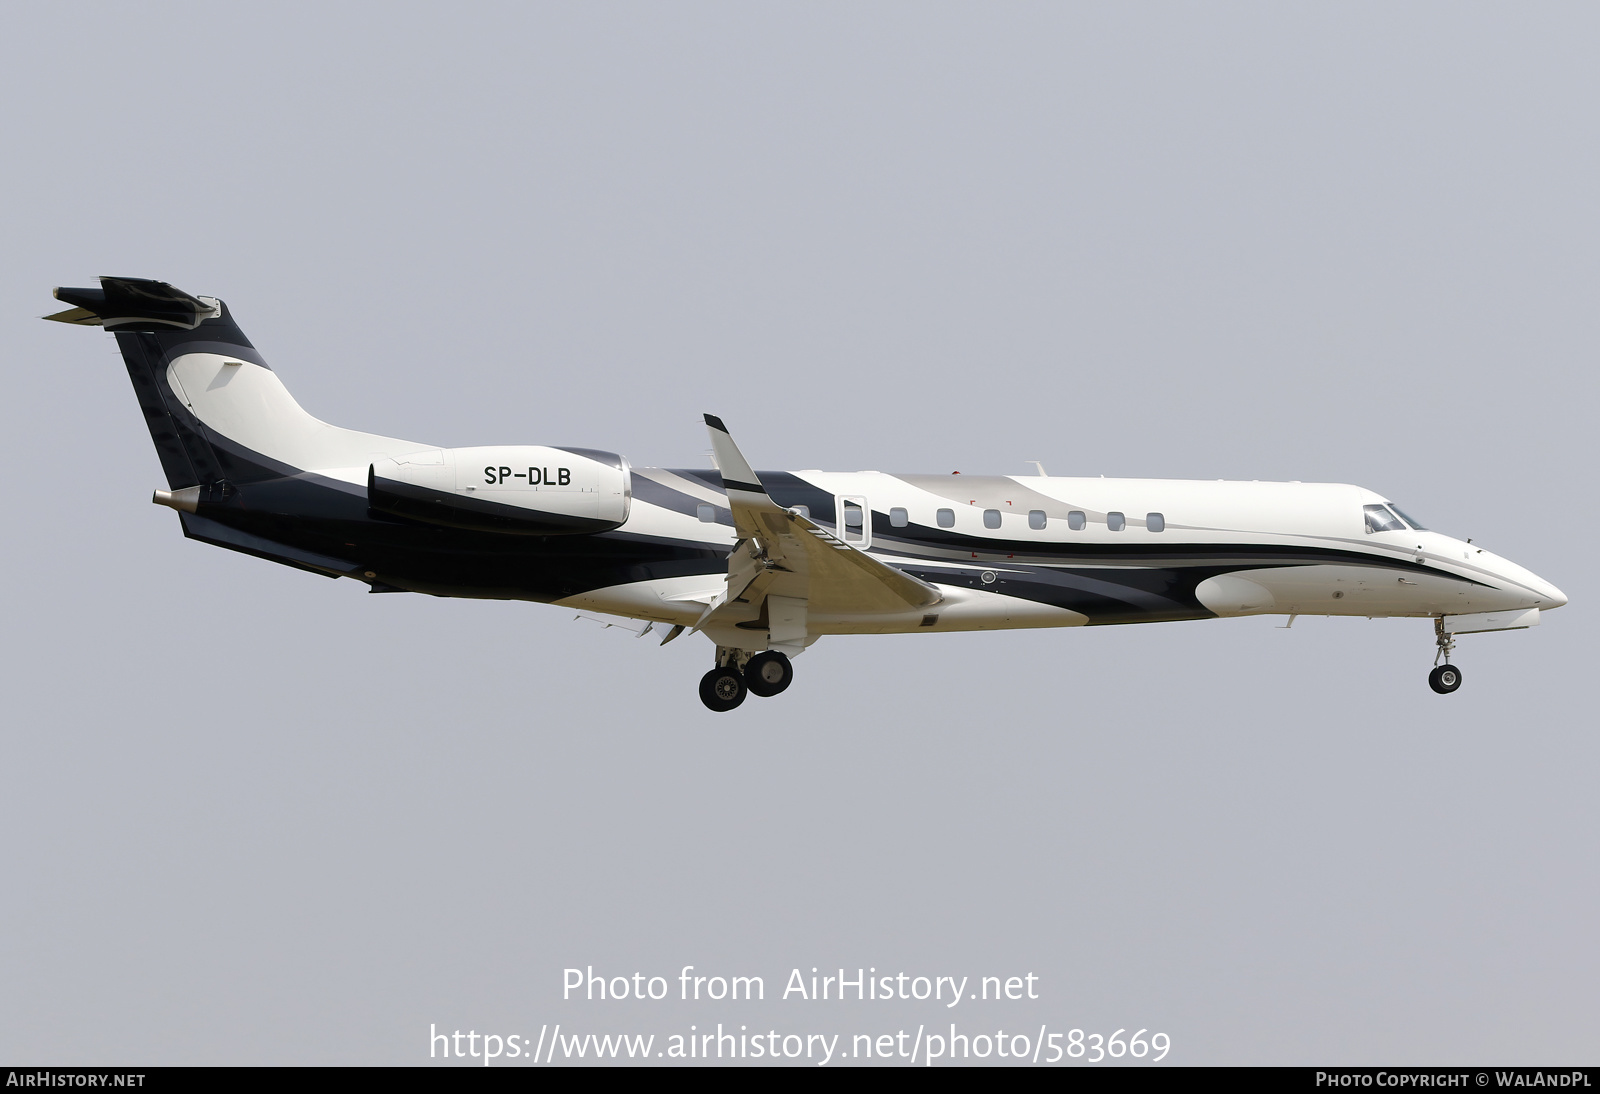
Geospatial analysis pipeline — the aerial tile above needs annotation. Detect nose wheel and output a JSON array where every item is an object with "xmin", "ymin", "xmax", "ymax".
[
  {"xmin": 1429, "ymin": 617, "xmax": 1462, "ymax": 694},
  {"xmin": 1428, "ymin": 664, "xmax": 1462, "ymax": 694}
]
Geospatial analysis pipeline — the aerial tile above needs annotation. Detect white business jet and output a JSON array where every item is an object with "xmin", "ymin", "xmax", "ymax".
[{"xmin": 47, "ymin": 277, "xmax": 1567, "ymax": 710}]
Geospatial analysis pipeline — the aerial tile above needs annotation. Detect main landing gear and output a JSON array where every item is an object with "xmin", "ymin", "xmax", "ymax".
[
  {"xmin": 699, "ymin": 665, "xmax": 746, "ymax": 711},
  {"xmin": 1428, "ymin": 617, "xmax": 1463, "ymax": 695},
  {"xmin": 698, "ymin": 648, "xmax": 794, "ymax": 712}
]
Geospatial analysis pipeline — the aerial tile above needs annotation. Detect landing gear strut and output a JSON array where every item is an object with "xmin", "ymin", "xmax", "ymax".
[{"xmin": 1429, "ymin": 618, "xmax": 1462, "ymax": 694}]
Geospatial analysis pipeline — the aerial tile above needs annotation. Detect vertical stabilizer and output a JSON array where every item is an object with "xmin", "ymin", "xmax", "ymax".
[{"xmin": 48, "ymin": 277, "xmax": 268, "ymax": 489}]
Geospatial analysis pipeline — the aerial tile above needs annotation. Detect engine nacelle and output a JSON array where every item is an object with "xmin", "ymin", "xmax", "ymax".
[{"xmin": 370, "ymin": 446, "xmax": 631, "ymax": 535}]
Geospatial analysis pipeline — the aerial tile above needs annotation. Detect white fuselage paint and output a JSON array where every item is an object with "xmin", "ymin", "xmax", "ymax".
[
  {"xmin": 562, "ymin": 475, "xmax": 1565, "ymax": 633},
  {"xmin": 166, "ymin": 353, "xmax": 1568, "ymax": 640}
]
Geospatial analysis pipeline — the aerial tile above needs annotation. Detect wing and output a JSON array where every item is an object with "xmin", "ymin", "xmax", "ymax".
[{"xmin": 697, "ymin": 415, "xmax": 941, "ymax": 647}]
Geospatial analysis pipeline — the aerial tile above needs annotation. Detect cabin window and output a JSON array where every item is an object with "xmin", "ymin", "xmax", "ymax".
[
  {"xmin": 1364, "ymin": 504, "xmax": 1405, "ymax": 534},
  {"xmin": 1147, "ymin": 512, "xmax": 1165, "ymax": 533},
  {"xmin": 697, "ymin": 503, "xmax": 716, "ymax": 522},
  {"xmin": 983, "ymin": 509, "xmax": 1002, "ymax": 529},
  {"xmin": 890, "ymin": 507, "xmax": 909, "ymax": 528},
  {"xmin": 1028, "ymin": 510, "xmax": 1047, "ymax": 530},
  {"xmin": 1107, "ymin": 511, "xmax": 1126, "ymax": 531},
  {"xmin": 1388, "ymin": 504, "xmax": 1427, "ymax": 531},
  {"xmin": 1067, "ymin": 510, "xmax": 1086, "ymax": 531},
  {"xmin": 937, "ymin": 508, "xmax": 955, "ymax": 528}
]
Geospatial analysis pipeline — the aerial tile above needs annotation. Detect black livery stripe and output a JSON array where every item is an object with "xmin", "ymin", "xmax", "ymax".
[
  {"xmin": 368, "ymin": 469, "xmax": 623, "ymax": 536},
  {"xmin": 629, "ymin": 473, "xmax": 729, "ymax": 523},
  {"xmin": 640, "ymin": 469, "xmax": 840, "ymax": 528},
  {"xmin": 868, "ymin": 523, "xmax": 1485, "ymax": 585},
  {"xmin": 752, "ymin": 472, "xmax": 838, "ymax": 520},
  {"xmin": 180, "ymin": 513, "xmax": 356, "ymax": 578},
  {"xmin": 115, "ymin": 331, "xmax": 214, "ymax": 490},
  {"xmin": 671, "ymin": 467, "xmax": 726, "ymax": 492},
  {"xmin": 154, "ymin": 428, "xmax": 726, "ymax": 602},
  {"xmin": 899, "ymin": 561, "xmax": 1234, "ymax": 624},
  {"xmin": 113, "ymin": 299, "xmax": 269, "ymax": 490}
]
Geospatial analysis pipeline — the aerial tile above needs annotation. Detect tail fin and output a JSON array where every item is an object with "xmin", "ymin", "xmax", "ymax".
[{"xmin": 47, "ymin": 276, "xmax": 266, "ymax": 490}]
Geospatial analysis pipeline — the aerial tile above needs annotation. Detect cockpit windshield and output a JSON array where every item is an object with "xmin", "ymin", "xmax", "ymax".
[
  {"xmin": 1364, "ymin": 504, "xmax": 1406, "ymax": 534},
  {"xmin": 1387, "ymin": 504, "xmax": 1426, "ymax": 530}
]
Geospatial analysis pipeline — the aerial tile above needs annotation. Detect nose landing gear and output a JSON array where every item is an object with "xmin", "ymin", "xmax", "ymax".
[
  {"xmin": 1428, "ymin": 664, "xmax": 1463, "ymax": 694},
  {"xmin": 1428, "ymin": 617, "xmax": 1463, "ymax": 694}
]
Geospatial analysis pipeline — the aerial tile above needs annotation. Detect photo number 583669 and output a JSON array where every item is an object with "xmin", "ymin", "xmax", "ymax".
[{"xmin": 1057, "ymin": 1029, "xmax": 1170, "ymax": 1063}]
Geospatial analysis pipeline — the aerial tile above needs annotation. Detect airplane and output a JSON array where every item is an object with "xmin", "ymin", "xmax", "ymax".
[{"xmin": 46, "ymin": 276, "xmax": 1568, "ymax": 711}]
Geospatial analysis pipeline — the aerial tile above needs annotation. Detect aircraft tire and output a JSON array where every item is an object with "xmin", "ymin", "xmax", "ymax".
[
  {"xmin": 699, "ymin": 666, "xmax": 748, "ymax": 711},
  {"xmin": 743, "ymin": 652, "xmax": 793, "ymax": 698},
  {"xmin": 1428, "ymin": 664, "xmax": 1463, "ymax": 694}
]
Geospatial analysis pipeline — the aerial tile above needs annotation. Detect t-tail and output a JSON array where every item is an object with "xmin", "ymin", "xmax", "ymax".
[
  {"xmin": 46, "ymin": 275, "xmax": 429, "ymax": 494},
  {"xmin": 44, "ymin": 277, "xmax": 626, "ymax": 582},
  {"xmin": 45, "ymin": 276, "xmax": 431, "ymax": 578},
  {"xmin": 47, "ymin": 276, "xmax": 269, "ymax": 502}
]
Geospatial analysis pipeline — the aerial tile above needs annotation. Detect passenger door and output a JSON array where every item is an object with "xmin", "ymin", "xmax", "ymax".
[{"xmin": 837, "ymin": 495, "xmax": 870, "ymax": 548}]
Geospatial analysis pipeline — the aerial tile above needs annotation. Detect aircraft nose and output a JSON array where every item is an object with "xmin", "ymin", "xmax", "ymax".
[{"xmin": 1477, "ymin": 545, "xmax": 1567, "ymax": 610}]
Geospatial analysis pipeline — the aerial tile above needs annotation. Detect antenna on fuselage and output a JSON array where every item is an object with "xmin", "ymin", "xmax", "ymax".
[{"xmin": 1027, "ymin": 461, "xmax": 1047, "ymax": 477}]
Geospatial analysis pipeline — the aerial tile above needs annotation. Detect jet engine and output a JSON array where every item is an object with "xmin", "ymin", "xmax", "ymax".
[{"xmin": 369, "ymin": 446, "xmax": 631, "ymax": 535}]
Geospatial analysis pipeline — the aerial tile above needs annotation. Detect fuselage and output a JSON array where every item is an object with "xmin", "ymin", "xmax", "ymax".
[
  {"xmin": 63, "ymin": 291, "xmax": 1569, "ymax": 646},
  {"xmin": 560, "ymin": 468, "xmax": 1567, "ymax": 634},
  {"xmin": 153, "ymin": 351, "xmax": 1565, "ymax": 636}
]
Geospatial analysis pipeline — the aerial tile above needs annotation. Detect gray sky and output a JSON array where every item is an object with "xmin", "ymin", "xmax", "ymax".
[{"xmin": 1, "ymin": 1, "xmax": 1594, "ymax": 1065}]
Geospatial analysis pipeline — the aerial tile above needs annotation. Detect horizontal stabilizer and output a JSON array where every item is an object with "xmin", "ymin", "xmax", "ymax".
[
  {"xmin": 41, "ymin": 306, "xmax": 105, "ymax": 326},
  {"xmin": 178, "ymin": 512, "xmax": 357, "ymax": 579},
  {"xmin": 45, "ymin": 276, "xmax": 219, "ymax": 331}
]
